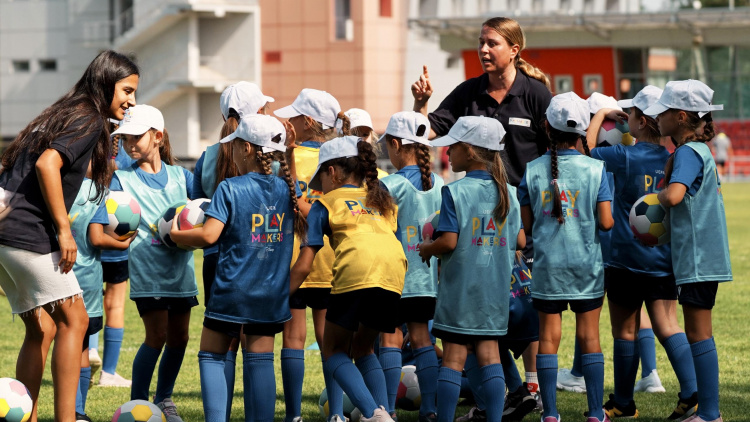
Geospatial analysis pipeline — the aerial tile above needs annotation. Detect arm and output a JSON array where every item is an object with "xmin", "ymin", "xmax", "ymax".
[
  {"xmin": 297, "ymin": 198, "xmax": 312, "ymax": 217},
  {"xmin": 521, "ymin": 205, "xmax": 534, "ymax": 237},
  {"xmin": 290, "ymin": 246, "xmax": 318, "ymax": 295},
  {"xmin": 597, "ymin": 201, "xmax": 614, "ymax": 231},
  {"xmin": 586, "ymin": 108, "xmax": 628, "ymax": 151},
  {"xmin": 418, "ymin": 232, "xmax": 458, "ymax": 263},
  {"xmin": 88, "ymin": 224, "xmax": 137, "ymax": 250},
  {"xmin": 516, "ymin": 227, "xmax": 526, "ymax": 251},
  {"xmin": 657, "ymin": 183, "xmax": 687, "ymax": 208},
  {"xmin": 170, "ymin": 216, "xmax": 224, "ymax": 248},
  {"xmin": 35, "ymin": 149, "xmax": 76, "ymax": 273}
]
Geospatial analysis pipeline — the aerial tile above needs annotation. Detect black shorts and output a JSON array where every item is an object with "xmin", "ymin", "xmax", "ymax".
[
  {"xmin": 678, "ymin": 282, "xmax": 719, "ymax": 310},
  {"xmin": 289, "ymin": 287, "xmax": 331, "ymax": 310},
  {"xmin": 533, "ymin": 296, "xmax": 604, "ymax": 314},
  {"xmin": 203, "ymin": 317, "xmax": 284, "ymax": 338},
  {"xmin": 134, "ymin": 296, "xmax": 199, "ymax": 317},
  {"xmin": 102, "ymin": 260, "xmax": 129, "ymax": 284},
  {"xmin": 396, "ymin": 297, "xmax": 436, "ymax": 325},
  {"xmin": 606, "ymin": 267, "xmax": 678, "ymax": 309},
  {"xmin": 431, "ymin": 328, "xmax": 499, "ymax": 346},
  {"xmin": 326, "ymin": 288, "xmax": 400, "ymax": 333},
  {"xmin": 202, "ymin": 252, "xmax": 219, "ymax": 306},
  {"xmin": 87, "ymin": 316, "xmax": 103, "ymax": 336}
]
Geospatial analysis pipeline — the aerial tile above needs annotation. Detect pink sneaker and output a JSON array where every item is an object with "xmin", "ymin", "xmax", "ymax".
[
  {"xmin": 542, "ymin": 416, "xmax": 560, "ymax": 422},
  {"xmin": 586, "ymin": 416, "xmax": 611, "ymax": 422}
]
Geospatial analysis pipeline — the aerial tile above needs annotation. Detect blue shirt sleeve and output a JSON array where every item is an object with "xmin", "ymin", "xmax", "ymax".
[
  {"xmin": 306, "ymin": 202, "xmax": 330, "ymax": 247},
  {"xmin": 517, "ymin": 172, "xmax": 530, "ymax": 206},
  {"xmin": 295, "ymin": 179, "xmax": 303, "ymax": 198},
  {"xmin": 109, "ymin": 173, "xmax": 123, "ymax": 191},
  {"xmin": 436, "ymin": 186, "xmax": 459, "ymax": 234},
  {"xmin": 90, "ymin": 201, "xmax": 109, "ymax": 225},
  {"xmin": 670, "ymin": 146, "xmax": 704, "ymax": 196},
  {"xmin": 204, "ymin": 181, "xmax": 231, "ymax": 224},
  {"xmin": 597, "ymin": 166, "xmax": 614, "ymax": 202},
  {"xmin": 591, "ymin": 145, "xmax": 626, "ymax": 175},
  {"xmin": 182, "ymin": 167, "xmax": 197, "ymax": 199},
  {"xmin": 192, "ymin": 153, "xmax": 208, "ymax": 199}
]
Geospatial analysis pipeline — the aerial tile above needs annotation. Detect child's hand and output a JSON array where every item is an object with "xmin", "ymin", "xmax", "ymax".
[
  {"xmin": 123, "ymin": 230, "xmax": 138, "ymax": 247},
  {"xmin": 411, "ymin": 65, "xmax": 433, "ymax": 104},
  {"xmin": 419, "ymin": 234, "xmax": 433, "ymax": 266},
  {"xmin": 605, "ymin": 109, "xmax": 628, "ymax": 124},
  {"xmin": 283, "ymin": 121, "xmax": 297, "ymax": 149},
  {"xmin": 171, "ymin": 213, "xmax": 180, "ymax": 233}
]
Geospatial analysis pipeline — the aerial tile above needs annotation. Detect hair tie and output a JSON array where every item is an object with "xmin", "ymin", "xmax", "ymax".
[
  {"xmin": 551, "ymin": 179, "xmax": 558, "ymax": 186},
  {"xmin": 335, "ymin": 116, "xmax": 344, "ymax": 135}
]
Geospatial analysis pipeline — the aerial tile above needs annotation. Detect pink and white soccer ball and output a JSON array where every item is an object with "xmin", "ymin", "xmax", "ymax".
[
  {"xmin": 0, "ymin": 378, "xmax": 32, "ymax": 422},
  {"xmin": 177, "ymin": 198, "xmax": 211, "ymax": 231},
  {"xmin": 396, "ymin": 365, "xmax": 421, "ymax": 411}
]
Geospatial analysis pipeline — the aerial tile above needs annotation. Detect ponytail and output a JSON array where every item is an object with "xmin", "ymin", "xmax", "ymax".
[
  {"xmin": 516, "ymin": 57, "xmax": 551, "ymax": 90},
  {"xmin": 550, "ymin": 142, "xmax": 564, "ymax": 225},
  {"xmin": 308, "ymin": 112, "xmax": 350, "ymax": 142},
  {"xmin": 389, "ymin": 134, "xmax": 433, "ymax": 192},
  {"xmin": 468, "ymin": 145, "xmax": 510, "ymax": 223},
  {"xmin": 336, "ymin": 112, "xmax": 351, "ymax": 137},
  {"xmin": 358, "ymin": 141, "xmax": 395, "ymax": 218},
  {"xmin": 157, "ymin": 128, "xmax": 174, "ymax": 165},
  {"xmin": 215, "ymin": 115, "xmax": 240, "ymax": 189},
  {"xmin": 545, "ymin": 122, "xmax": 581, "ymax": 225},
  {"xmin": 276, "ymin": 152, "xmax": 308, "ymax": 238}
]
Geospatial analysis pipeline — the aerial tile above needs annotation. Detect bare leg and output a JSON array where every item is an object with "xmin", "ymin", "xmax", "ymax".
[{"xmin": 18, "ymin": 309, "xmax": 56, "ymax": 422}]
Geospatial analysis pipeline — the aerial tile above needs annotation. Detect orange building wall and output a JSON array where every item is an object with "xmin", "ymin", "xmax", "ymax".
[
  {"xmin": 462, "ymin": 47, "xmax": 617, "ymax": 97},
  {"xmin": 260, "ymin": 0, "xmax": 407, "ymax": 131}
]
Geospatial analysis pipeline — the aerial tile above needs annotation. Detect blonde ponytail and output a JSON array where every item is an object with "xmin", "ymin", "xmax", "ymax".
[{"xmin": 517, "ymin": 57, "xmax": 550, "ymax": 90}]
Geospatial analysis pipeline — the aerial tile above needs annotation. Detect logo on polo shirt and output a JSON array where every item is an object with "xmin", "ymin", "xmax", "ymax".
[{"xmin": 508, "ymin": 117, "xmax": 531, "ymax": 127}]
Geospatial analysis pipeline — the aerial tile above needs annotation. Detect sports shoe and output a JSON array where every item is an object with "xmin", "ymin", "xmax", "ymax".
[
  {"xmin": 455, "ymin": 407, "xmax": 486, "ymax": 422},
  {"xmin": 603, "ymin": 393, "xmax": 639, "ymax": 418},
  {"xmin": 542, "ymin": 415, "xmax": 560, "ymax": 422},
  {"xmin": 556, "ymin": 368, "xmax": 586, "ymax": 393},
  {"xmin": 76, "ymin": 412, "xmax": 92, "ymax": 422},
  {"xmin": 361, "ymin": 407, "xmax": 395, "ymax": 422},
  {"xmin": 329, "ymin": 415, "xmax": 348, "ymax": 422},
  {"xmin": 418, "ymin": 413, "xmax": 436, "ymax": 422},
  {"xmin": 99, "ymin": 370, "xmax": 132, "ymax": 387},
  {"xmin": 390, "ymin": 412, "xmax": 399, "ymax": 422},
  {"xmin": 503, "ymin": 384, "xmax": 537, "ymax": 421},
  {"xmin": 668, "ymin": 392, "xmax": 698, "ymax": 421},
  {"xmin": 293, "ymin": 417, "xmax": 304, "ymax": 422},
  {"xmin": 533, "ymin": 392, "xmax": 543, "ymax": 412},
  {"xmin": 157, "ymin": 398, "xmax": 184, "ymax": 422},
  {"xmin": 634, "ymin": 369, "xmax": 665, "ymax": 393},
  {"xmin": 587, "ymin": 416, "xmax": 612, "ymax": 422},
  {"xmin": 526, "ymin": 382, "xmax": 543, "ymax": 412},
  {"xmin": 682, "ymin": 415, "xmax": 723, "ymax": 422}
]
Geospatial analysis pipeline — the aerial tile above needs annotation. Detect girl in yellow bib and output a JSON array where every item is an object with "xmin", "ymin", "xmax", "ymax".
[{"xmin": 290, "ymin": 136, "xmax": 406, "ymax": 422}]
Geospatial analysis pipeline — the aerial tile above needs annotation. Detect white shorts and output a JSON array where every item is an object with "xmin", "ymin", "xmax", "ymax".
[{"xmin": 0, "ymin": 244, "xmax": 82, "ymax": 315}]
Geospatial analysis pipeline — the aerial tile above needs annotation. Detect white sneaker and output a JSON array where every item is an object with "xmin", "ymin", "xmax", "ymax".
[
  {"xmin": 634, "ymin": 369, "xmax": 666, "ymax": 393},
  {"xmin": 556, "ymin": 368, "xmax": 586, "ymax": 393},
  {"xmin": 361, "ymin": 406, "xmax": 395, "ymax": 422},
  {"xmin": 329, "ymin": 415, "xmax": 348, "ymax": 422},
  {"xmin": 99, "ymin": 370, "xmax": 132, "ymax": 387}
]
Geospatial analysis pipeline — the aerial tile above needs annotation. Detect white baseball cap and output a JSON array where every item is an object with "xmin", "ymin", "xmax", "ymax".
[
  {"xmin": 308, "ymin": 136, "xmax": 361, "ymax": 191},
  {"xmin": 345, "ymin": 108, "xmax": 374, "ymax": 131},
  {"xmin": 587, "ymin": 92, "xmax": 621, "ymax": 114},
  {"xmin": 643, "ymin": 79, "xmax": 723, "ymax": 118},
  {"xmin": 378, "ymin": 111, "xmax": 431, "ymax": 146},
  {"xmin": 546, "ymin": 92, "xmax": 590, "ymax": 136},
  {"xmin": 274, "ymin": 88, "xmax": 341, "ymax": 129},
  {"xmin": 110, "ymin": 105, "xmax": 164, "ymax": 137},
  {"xmin": 220, "ymin": 81, "xmax": 275, "ymax": 120},
  {"xmin": 431, "ymin": 116, "xmax": 506, "ymax": 151},
  {"xmin": 219, "ymin": 114, "xmax": 286, "ymax": 153},
  {"xmin": 617, "ymin": 85, "xmax": 663, "ymax": 116}
]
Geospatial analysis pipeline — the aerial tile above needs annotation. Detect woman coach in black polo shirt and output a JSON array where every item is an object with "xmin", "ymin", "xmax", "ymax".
[{"xmin": 413, "ymin": 16, "xmax": 552, "ymax": 186}]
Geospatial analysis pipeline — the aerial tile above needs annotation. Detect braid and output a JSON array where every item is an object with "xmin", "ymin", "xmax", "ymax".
[
  {"xmin": 336, "ymin": 111, "xmax": 351, "ymax": 136},
  {"xmin": 550, "ymin": 142, "xmax": 564, "ymax": 225},
  {"xmin": 277, "ymin": 154, "xmax": 308, "ymax": 238},
  {"xmin": 415, "ymin": 144, "xmax": 433, "ymax": 191},
  {"xmin": 256, "ymin": 150, "xmax": 273, "ymax": 175},
  {"xmin": 357, "ymin": 141, "xmax": 395, "ymax": 217},
  {"xmin": 580, "ymin": 135, "xmax": 591, "ymax": 157}
]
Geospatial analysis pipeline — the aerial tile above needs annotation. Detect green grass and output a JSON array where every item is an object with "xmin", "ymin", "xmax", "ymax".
[{"xmin": 2, "ymin": 183, "xmax": 748, "ymax": 421}]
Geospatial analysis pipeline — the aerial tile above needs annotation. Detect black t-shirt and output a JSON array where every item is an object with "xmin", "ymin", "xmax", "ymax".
[
  {"xmin": 429, "ymin": 71, "xmax": 552, "ymax": 186},
  {"xmin": 0, "ymin": 118, "xmax": 104, "ymax": 254}
]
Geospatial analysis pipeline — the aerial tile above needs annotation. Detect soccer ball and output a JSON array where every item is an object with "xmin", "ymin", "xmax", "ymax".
[
  {"xmin": 422, "ymin": 211, "xmax": 440, "ymax": 240},
  {"xmin": 157, "ymin": 201, "xmax": 187, "ymax": 249},
  {"xmin": 629, "ymin": 193, "xmax": 670, "ymax": 246},
  {"xmin": 396, "ymin": 365, "xmax": 421, "ymax": 411},
  {"xmin": 0, "ymin": 378, "xmax": 32, "ymax": 422},
  {"xmin": 104, "ymin": 191, "xmax": 141, "ymax": 240},
  {"xmin": 318, "ymin": 388, "xmax": 361, "ymax": 422},
  {"xmin": 177, "ymin": 198, "xmax": 211, "ymax": 230},
  {"xmin": 112, "ymin": 400, "xmax": 166, "ymax": 422},
  {"xmin": 597, "ymin": 119, "xmax": 634, "ymax": 147}
]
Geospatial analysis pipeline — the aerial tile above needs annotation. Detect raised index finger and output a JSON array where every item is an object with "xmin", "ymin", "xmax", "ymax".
[{"xmin": 423, "ymin": 65, "xmax": 430, "ymax": 79}]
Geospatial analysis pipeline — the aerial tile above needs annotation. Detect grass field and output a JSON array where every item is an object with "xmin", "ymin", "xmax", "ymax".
[{"xmin": 1, "ymin": 183, "xmax": 747, "ymax": 422}]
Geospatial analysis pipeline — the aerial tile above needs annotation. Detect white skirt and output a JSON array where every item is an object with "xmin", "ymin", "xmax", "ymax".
[{"xmin": 0, "ymin": 244, "xmax": 82, "ymax": 315}]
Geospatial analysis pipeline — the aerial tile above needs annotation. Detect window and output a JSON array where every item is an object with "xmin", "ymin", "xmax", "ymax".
[
  {"xmin": 39, "ymin": 59, "xmax": 57, "ymax": 71},
  {"xmin": 12, "ymin": 60, "xmax": 30, "ymax": 73},
  {"xmin": 379, "ymin": 0, "xmax": 392, "ymax": 17},
  {"xmin": 554, "ymin": 75, "xmax": 573, "ymax": 94},
  {"xmin": 583, "ymin": 74, "xmax": 603, "ymax": 95},
  {"xmin": 334, "ymin": 0, "xmax": 353, "ymax": 41}
]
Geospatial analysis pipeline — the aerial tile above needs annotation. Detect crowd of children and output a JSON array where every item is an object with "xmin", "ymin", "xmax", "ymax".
[{"xmin": 0, "ymin": 21, "xmax": 733, "ymax": 422}]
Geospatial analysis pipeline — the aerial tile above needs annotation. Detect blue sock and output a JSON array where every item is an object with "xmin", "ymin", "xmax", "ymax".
[
  {"xmin": 500, "ymin": 349, "xmax": 523, "ymax": 393},
  {"xmin": 89, "ymin": 332, "xmax": 99, "ymax": 351},
  {"xmin": 154, "ymin": 346, "xmax": 186, "ymax": 404},
  {"xmin": 102, "ymin": 326, "xmax": 124, "ymax": 374},
  {"xmin": 582, "ymin": 353, "xmax": 605, "ymax": 421},
  {"xmin": 355, "ymin": 353, "xmax": 389, "ymax": 410},
  {"xmin": 537, "ymin": 354, "xmax": 558, "ymax": 419},
  {"xmin": 244, "ymin": 352, "xmax": 276, "ymax": 422},
  {"xmin": 436, "ymin": 367, "xmax": 462, "ymax": 422},
  {"xmin": 691, "ymin": 338, "xmax": 720, "ymax": 420},
  {"xmin": 413, "ymin": 346, "xmax": 439, "ymax": 416},
  {"xmin": 571, "ymin": 339, "xmax": 583, "ymax": 377},
  {"xmin": 281, "ymin": 348, "xmax": 305, "ymax": 422},
  {"xmin": 378, "ymin": 347, "xmax": 402, "ymax": 414},
  {"xmin": 199, "ymin": 351, "xmax": 227, "ymax": 422},
  {"xmin": 613, "ymin": 340, "xmax": 638, "ymax": 406},
  {"xmin": 464, "ymin": 353, "xmax": 485, "ymax": 411},
  {"xmin": 225, "ymin": 350, "xmax": 237, "ymax": 421},
  {"xmin": 326, "ymin": 353, "xmax": 378, "ymax": 418},
  {"xmin": 638, "ymin": 328, "xmax": 657, "ymax": 377},
  {"xmin": 480, "ymin": 364, "xmax": 505, "ymax": 422},
  {"xmin": 663, "ymin": 333, "xmax": 697, "ymax": 399},
  {"xmin": 76, "ymin": 366, "xmax": 91, "ymax": 414},
  {"xmin": 131, "ymin": 343, "xmax": 161, "ymax": 400},
  {"xmin": 322, "ymin": 353, "xmax": 345, "ymax": 420}
]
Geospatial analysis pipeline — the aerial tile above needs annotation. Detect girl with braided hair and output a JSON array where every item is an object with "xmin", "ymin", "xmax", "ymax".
[
  {"xmin": 290, "ymin": 136, "xmax": 406, "ymax": 422},
  {"xmin": 378, "ymin": 111, "xmax": 444, "ymax": 421},
  {"xmin": 170, "ymin": 115, "xmax": 303, "ymax": 422},
  {"xmin": 517, "ymin": 92, "xmax": 613, "ymax": 422}
]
